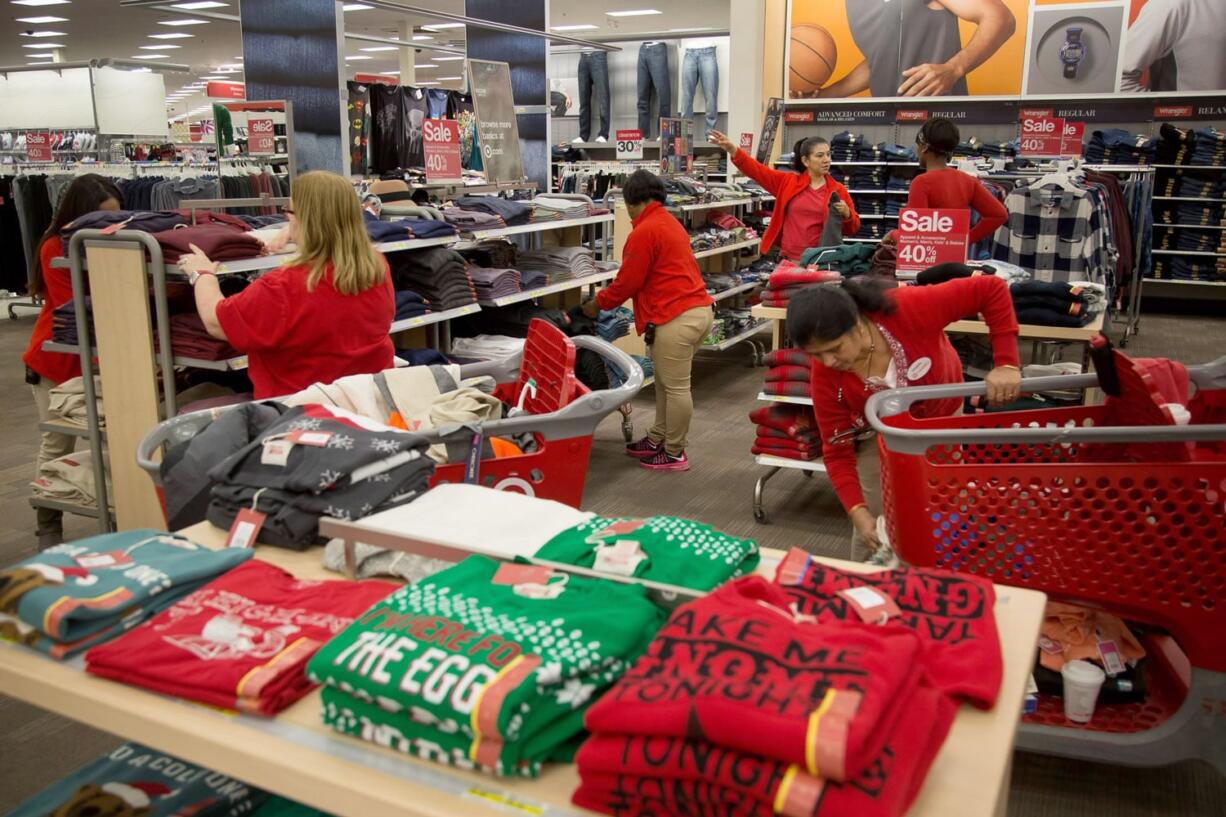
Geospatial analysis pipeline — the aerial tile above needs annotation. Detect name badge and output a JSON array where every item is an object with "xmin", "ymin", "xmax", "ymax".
[{"xmin": 907, "ymin": 357, "xmax": 932, "ymax": 381}]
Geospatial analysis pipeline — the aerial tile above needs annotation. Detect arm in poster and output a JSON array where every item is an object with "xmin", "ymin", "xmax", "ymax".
[
  {"xmin": 817, "ymin": 60, "xmax": 870, "ymax": 99},
  {"xmin": 898, "ymin": 0, "xmax": 1016, "ymax": 97},
  {"xmin": 1119, "ymin": 0, "xmax": 1179, "ymax": 93}
]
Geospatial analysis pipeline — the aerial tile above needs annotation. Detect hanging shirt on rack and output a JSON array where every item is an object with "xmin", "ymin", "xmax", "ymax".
[
  {"xmin": 403, "ymin": 86, "xmax": 429, "ymax": 170},
  {"xmin": 990, "ymin": 180, "xmax": 1117, "ymax": 287}
]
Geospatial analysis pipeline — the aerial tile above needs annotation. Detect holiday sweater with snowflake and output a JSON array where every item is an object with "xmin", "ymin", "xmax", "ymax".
[{"xmin": 306, "ymin": 555, "xmax": 665, "ymax": 776}]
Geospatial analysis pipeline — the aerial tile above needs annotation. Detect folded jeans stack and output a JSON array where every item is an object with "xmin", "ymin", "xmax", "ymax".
[
  {"xmin": 454, "ymin": 195, "xmax": 533, "ymax": 227},
  {"xmin": 829, "ymin": 131, "xmax": 866, "ymax": 163},
  {"xmin": 1189, "ymin": 127, "xmax": 1226, "ymax": 166},
  {"xmin": 1082, "ymin": 128, "xmax": 1157, "ymax": 165},
  {"xmin": 1156, "ymin": 123, "xmax": 1194, "ymax": 165},
  {"xmin": 440, "ymin": 207, "xmax": 506, "ymax": 232},
  {"xmin": 1011, "ymin": 280, "xmax": 1094, "ymax": 328},
  {"xmin": 388, "ymin": 246, "xmax": 478, "ymax": 310},
  {"xmin": 517, "ymin": 246, "xmax": 600, "ymax": 284}
]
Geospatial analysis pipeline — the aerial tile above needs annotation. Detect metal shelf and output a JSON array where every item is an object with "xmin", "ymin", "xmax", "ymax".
[
  {"xmin": 693, "ymin": 238, "xmax": 761, "ymax": 259},
  {"xmin": 703, "ymin": 319, "xmax": 770, "ymax": 352},
  {"xmin": 1154, "ymin": 196, "xmax": 1226, "ymax": 202},
  {"xmin": 709, "ymin": 280, "xmax": 763, "ymax": 303},
  {"xmin": 1152, "ymin": 249, "xmax": 1226, "ymax": 257},
  {"xmin": 42, "ymin": 341, "xmax": 80, "ymax": 355},
  {"xmin": 833, "ymin": 160, "xmax": 919, "ymax": 167},
  {"xmin": 477, "ymin": 269, "xmax": 617, "ymax": 307},
  {"xmin": 464, "ymin": 213, "xmax": 612, "ymax": 240},
  {"xmin": 1144, "ymin": 278, "xmax": 1226, "ymax": 287},
  {"xmin": 757, "ymin": 392, "xmax": 813, "ymax": 406},
  {"xmin": 1151, "ymin": 164, "xmax": 1226, "ymax": 170},
  {"xmin": 846, "ymin": 189, "xmax": 910, "ymax": 195},
  {"xmin": 667, "ymin": 198, "xmax": 756, "ymax": 213},
  {"xmin": 1154, "ymin": 224, "xmax": 1226, "ymax": 230},
  {"xmin": 42, "ymin": 341, "xmax": 249, "ymax": 371},
  {"xmin": 39, "ymin": 419, "xmax": 95, "ymax": 439},
  {"xmin": 859, "ymin": 214, "xmax": 898, "ymax": 221},
  {"xmin": 373, "ymin": 235, "xmax": 459, "ymax": 253},
  {"xmin": 389, "ymin": 303, "xmax": 481, "ymax": 333},
  {"xmin": 754, "ymin": 454, "xmax": 826, "ymax": 473},
  {"xmin": 29, "ymin": 496, "xmax": 102, "ymax": 519}
]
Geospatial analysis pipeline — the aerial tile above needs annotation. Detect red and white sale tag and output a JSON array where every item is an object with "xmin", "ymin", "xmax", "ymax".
[
  {"xmin": 616, "ymin": 129, "xmax": 643, "ymax": 160},
  {"xmin": 226, "ymin": 507, "xmax": 265, "ymax": 549},
  {"xmin": 248, "ymin": 117, "xmax": 276, "ymax": 155},
  {"xmin": 423, "ymin": 118, "xmax": 462, "ymax": 182},
  {"xmin": 1019, "ymin": 113, "xmax": 1065, "ymax": 157},
  {"xmin": 1060, "ymin": 121, "xmax": 1086, "ymax": 159},
  {"xmin": 896, "ymin": 208, "xmax": 970, "ymax": 274},
  {"xmin": 739, "ymin": 132, "xmax": 754, "ymax": 152},
  {"xmin": 26, "ymin": 132, "xmax": 51, "ymax": 162}
]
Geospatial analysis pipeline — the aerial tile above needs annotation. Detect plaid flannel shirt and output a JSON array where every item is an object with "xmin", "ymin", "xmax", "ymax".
[{"xmin": 990, "ymin": 183, "xmax": 1117, "ymax": 289}]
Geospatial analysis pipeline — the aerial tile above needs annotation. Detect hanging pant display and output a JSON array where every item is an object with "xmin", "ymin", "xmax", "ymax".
[
  {"xmin": 680, "ymin": 46, "xmax": 719, "ymax": 136},
  {"xmin": 637, "ymin": 42, "xmax": 672, "ymax": 139},
  {"xmin": 577, "ymin": 51, "xmax": 610, "ymax": 142}
]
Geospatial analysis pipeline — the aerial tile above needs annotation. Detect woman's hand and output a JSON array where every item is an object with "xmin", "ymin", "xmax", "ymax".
[
  {"xmin": 707, "ymin": 129, "xmax": 737, "ymax": 154},
  {"xmin": 178, "ymin": 243, "xmax": 219, "ymax": 276},
  {"xmin": 831, "ymin": 200, "xmax": 851, "ymax": 219},
  {"xmin": 984, "ymin": 365, "xmax": 1022, "ymax": 407},
  {"xmin": 581, "ymin": 298, "xmax": 600, "ymax": 319},
  {"xmin": 261, "ymin": 225, "xmax": 293, "ymax": 254},
  {"xmin": 850, "ymin": 506, "xmax": 882, "ymax": 550}
]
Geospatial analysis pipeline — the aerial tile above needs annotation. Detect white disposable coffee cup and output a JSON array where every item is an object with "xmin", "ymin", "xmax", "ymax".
[{"xmin": 1061, "ymin": 659, "xmax": 1106, "ymax": 723}]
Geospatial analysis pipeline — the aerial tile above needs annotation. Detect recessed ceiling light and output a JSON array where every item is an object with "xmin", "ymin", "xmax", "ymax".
[
  {"xmin": 18, "ymin": 29, "xmax": 66, "ymax": 36},
  {"xmin": 606, "ymin": 9, "xmax": 661, "ymax": 16},
  {"xmin": 668, "ymin": 27, "xmax": 714, "ymax": 32},
  {"xmin": 170, "ymin": 1, "xmax": 227, "ymax": 9},
  {"xmin": 436, "ymin": 76, "xmax": 462, "ymax": 81},
  {"xmin": 157, "ymin": 18, "xmax": 209, "ymax": 25},
  {"xmin": 342, "ymin": 3, "xmax": 372, "ymax": 9},
  {"xmin": 551, "ymin": 24, "xmax": 597, "ymax": 31},
  {"xmin": 360, "ymin": 46, "xmax": 397, "ymax": 52},
  {"xmin": 149, "ymin": 32, "xmax": 194, "ymax": 39},
  {"xmin": 140, "ymin": 44, "xmax": 181, "ymax": 49},
  {"xmin": 132, "ymin": 54, "xmax": 170, "ymax": 59},
  {"xmin": 422, "ymin": 22, "xmax": 463, "ymax": 31},
  {"xmin": 23, "ymin": 42, "xmax": 64, "ymax": 48},
  {"xmin": 411, "ymin": 35, "xmax": 433, "ymax": 41},
  {"xmin": 12, "ymin": 1, "xmax": 71, "ymax": 6},
  {"xmin": 15, "ymin": 15, "xmax": 68, "ymax": 22},
  {"xmin": 344, "ymin": 55, "xmax": 372, "ymax": 61},
  {"xmin": 415, "ymin": 63, "xmax": 438, "ymax": 69},
  {"xmin": 434, "ymin": 55, "xmax": 464, "ymax": 61}
]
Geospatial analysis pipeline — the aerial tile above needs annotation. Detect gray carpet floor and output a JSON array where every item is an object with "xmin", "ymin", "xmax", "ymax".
[{"xmin": 1, "ymin": 302, "xmax": 1223, "ymax": 815}]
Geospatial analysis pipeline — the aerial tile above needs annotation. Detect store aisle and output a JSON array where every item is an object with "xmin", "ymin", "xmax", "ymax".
[{"xmin": 1, "ymin": 308, "xmax": 1224, "ymax": 815}]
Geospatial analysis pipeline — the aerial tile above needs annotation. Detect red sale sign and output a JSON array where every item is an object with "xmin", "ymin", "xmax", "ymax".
[
  {"xmin": 1020, "ymin": 114, "xmax": 1065, "ymax": 157},
  {"xmin": 423, "ymin": 118, "xmax": 462, "ymax": 182},
  {"xmin": 896, "ymin": 208, "xmax": 970, "ymax": 274},
  {"xmin": 739, "ymin": 132, "xmax": 754, "ymax": 151},
  {"xmin": 26, "ymin": 132, "xmax": 51, "ymax": 162},
  {"xmin": 248, "ymin": 118, "xmax": 276, "ymax": 155},
  {"xmin": 1060, "ymin": 121, "xmax": 1085, "ymax": 159},
  {"xmin": 206, "ymin": 81, "xmax": 246, "ymax": 99}
]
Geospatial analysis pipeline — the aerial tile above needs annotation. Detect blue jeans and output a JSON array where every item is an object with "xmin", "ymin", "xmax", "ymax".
[
  {"xmin": 577, "ymin": 51, "xmax": 610, "ymax": 141},
  {"xmin": 680, "ymin": 46, "xmax": 718, "ymax": 135},
  {"xmin": 637, "ymin": 42, "xmax": 672, "ymax": 138}
]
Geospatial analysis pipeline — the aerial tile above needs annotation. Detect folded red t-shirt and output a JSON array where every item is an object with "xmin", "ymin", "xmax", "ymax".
[
  {"xmin": 766, "ymin": 365, "xmax": 813, "ymax": 384},
  {"xmin": 763, "ymin": 381, "xmax": 813, "ymax": 398},
  {"xmin": 583, "ymin": 576, "xmax": 925, "ymax": 782},
  {"xmin": 748, "ymin": 405, "xmax": 816, "ymax": 437},
  {"xmin": 752, "ymin": 445, "xmax": 820, "ymax": 461},
  {"xmin": 85, "ymin": 560, "xmax": 396, "ymax": 715},
  {"xmin": 574, "ymin": 687, "xmax": 955, "ymax": 817},
  {"xmin": 775, "ymin": 549, "xmax": 1003, "ymax": 709},
  {"xmin": 765, "ymin": 349, "xmax": 811, "ymax": 369},
  {"xmin": 754, "ymin": 435, "xmax": 819, "ymax": 452},
  {"xmin": 756, "ymin": 425, "xmax": 819, "ymax": 443}
]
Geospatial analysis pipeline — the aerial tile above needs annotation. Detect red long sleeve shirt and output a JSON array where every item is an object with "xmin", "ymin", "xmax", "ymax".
[
  {"xmin": 595, "ymin": 201, "xmax": 713, "ymax": 334},
  {"xmin": 810, "ymin": 276, "xmax": 1020, "ymax": 513},
  {"xmin": 729, "ymin": 149, "xmax": 861, "ymax": 257},
  {"xmin": 906, "ymin": 168, "xmax": 1008, "ymax": 245},
  {"xmin": 22, "ymin": 237, "xmax": 83, "ymax": 384}
]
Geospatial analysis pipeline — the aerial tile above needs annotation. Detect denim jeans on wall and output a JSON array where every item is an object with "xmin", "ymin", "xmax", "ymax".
[
  {"xmin": 578, "ymin": 51, "xmax": 610, "ymax": 141},
  {"xmin": 637, "ymin": 42, "xmax": 672, "ymax": 138},
  {"xmin": 680, "ymin": 46, "xmax": 718, "ymax": 135}
]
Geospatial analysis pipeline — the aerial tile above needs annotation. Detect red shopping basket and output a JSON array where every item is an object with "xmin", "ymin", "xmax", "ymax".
[{"xmin": 866, "ymin": 352, "xmax": 1226, "ymax": 774}]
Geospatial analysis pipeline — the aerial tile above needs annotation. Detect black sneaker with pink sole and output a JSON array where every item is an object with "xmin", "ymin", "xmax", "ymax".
[
  {"xmin": 640, "ymin": 449, "xmax": 690, "ymax": 472},
  {"xmin": 625, "ymin": 437, "xmax": 662, "ymax": 459}
]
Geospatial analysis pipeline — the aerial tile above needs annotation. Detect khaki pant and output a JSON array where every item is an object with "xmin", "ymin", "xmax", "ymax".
[
  {"xmin": 31, "ymin": 381, "xmax": 77, "ymax": 534},
  {"xmin": 648, "ymin": 306, "xmax": 714, "ymax": 455},
  {"xmin": 849, "ymin": 436, "xmax": 882, "ymax": 561}
]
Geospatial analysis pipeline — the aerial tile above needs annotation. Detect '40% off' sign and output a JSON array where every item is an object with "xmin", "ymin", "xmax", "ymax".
[
  {"xmin": 895, "ymin": 208, "xmax": 970, "ymax": 274},
  {"xmin": 423, "ymin": 118, "xmax": 462, "ymax": 182}
]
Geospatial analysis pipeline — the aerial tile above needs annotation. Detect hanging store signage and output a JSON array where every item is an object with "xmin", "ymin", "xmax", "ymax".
[
  {"xmin": 616, "ymin": 129, "xmax": 643, "ymax": 160},
  {"xmin": 896, "ymin": 208, "xmax": 970, "ymax": 275},
  {"xmin": 423, "ymin": 118, "xmax": 462, "ymax": 182},
  {"xmin": 26, "ymin": 132, "xmax": 51, "ymax": 162},
  {"xmin": 207, "ymin": 81, "xmax": 246, "ymax": 100},
  {"xmin": 468, "ymin": 59, "xmax": 525, "ymax": 183},
  {"xmin": 1060, "ymin": 121, "xmax": 1086, "ymax": 159},
  {"xmin": 353, "ymin": 73, "xmax": 399, "ymax": 86},
  {"xmin": 1019, "ymin": 111, "xmax": 1065, "ymax": 157},
  {"xmin": 248, "ymin": 117, "xmax": 276, "ymax": 155},
  {"xmin": 783, "ymin": 111, "xmax": 815, "ymax": 124},
  {"xmin": 739, "ymin": 132, "xmax": 754, "ymax": 152},
  {"xmin": 756, "ymin": 97, "xmax": 783, "ymax": 163},
  {"xmin": 895, "ymin": 109, "xmax": 929, "ymax": 123}
]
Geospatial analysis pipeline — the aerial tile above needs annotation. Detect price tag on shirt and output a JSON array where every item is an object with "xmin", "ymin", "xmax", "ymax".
[
  {"xmin": 287, "ymin": 430, "xmax": 333, "ymax": 447},
  {"xmin": 593, "ymin": 540, "xmax": 647, "ymax": 577},
  {"xmin": 616, "ymin": 129, "xmax": 643, "ymax": 160},
  {"xmin": 261, "ymin": 438, "xmax": 294, "ymax": 466},
  {"xmin": 838, "ymin": 585, "xmax": 902, "ymax": 624},
  {"xmin": 225, "ymin": 507, "xmax": 265, "ymax": 549},
  {"xmin": 491, "ymin": 563, "xmax": 554, "ymax": 586},
  {"xmin": 895, "ymin": 208, "xmax": 970, "ymax": 274}
]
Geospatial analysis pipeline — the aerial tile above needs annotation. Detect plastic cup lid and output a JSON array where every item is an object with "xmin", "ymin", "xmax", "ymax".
[{"xmin": 1061, "ymin": 659, "xmax": 1106, "ymax": 684}]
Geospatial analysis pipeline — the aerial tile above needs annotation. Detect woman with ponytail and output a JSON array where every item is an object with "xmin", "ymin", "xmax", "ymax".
[
  {"xmin": 708, "ymin": 130, "xmax": 860, "ymax": 261},
  {"xmin": 786, "ymin": 275, "xmax": 1022, "ymax": 562}
]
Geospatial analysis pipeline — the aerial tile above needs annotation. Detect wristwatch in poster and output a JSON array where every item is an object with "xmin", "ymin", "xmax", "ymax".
[{"xmin": 1059, "ymin": 26, "xmax": 1086, "ymax": 80}]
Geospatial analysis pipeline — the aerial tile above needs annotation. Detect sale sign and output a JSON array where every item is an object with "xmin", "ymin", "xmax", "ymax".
[
  {"xmin": 1060, "ymin": 121, "xmax": 1085, "ymax": 159},
  {"xmin": 896, "ymin": 208, "xmax": 970, "ymax": 275},
  {"xmin": 423, "ymin": 118, "xmax": 462, "ymax": 182},
  {"xmin": 26, "ymin": 132, "xmax": 51, "ymax": 162},
  {"xmin": 206, "ymin": 81, "xmax": 246, "ymax": 99},
  {"xmin": 616, "ymin": 129, "xmax": 643, "ymax": 160},
  {"xmin": 739, "ymin": 132, "xmax": 754, "ymax": 152},
  {"xmin": 248, "ymin": 118, "xmax": 276, "ymax": 155},
  {"xmin": 1019, "ymin": 113, "xmax": 1065, "ymax": 157}
]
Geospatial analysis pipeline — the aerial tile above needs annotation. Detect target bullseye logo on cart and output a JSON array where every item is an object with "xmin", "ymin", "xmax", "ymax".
[{"xmin": 896, "ymin": 207, "xmax": 970, "ymax": 275}]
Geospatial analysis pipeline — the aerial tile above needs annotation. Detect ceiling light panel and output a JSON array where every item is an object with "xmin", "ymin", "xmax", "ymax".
[
  {"xmin": 360, "ymin": 46, "xmax": 397, "ymax": 52},
  {"xmin": 170, "ymin": 1, "xmax": 227, "ymax": 8},
  {"xmin": 140, "ymin": 44, "xmax": 181, "ymax": 49},
  {"xmin": 606, "ymin": 9, "xmax": 662, "ymax": 16},
  {"xmin": 551, "ymin": 24, "xmax": 597, "ymax": 31},
  {"xmin": 22, "ymin": 42, "xmax": 64, "ymax": 47},
  {"xmin": 15, "ymin": 15, "xmax": 68, "ymax": 22},
  {"xmin": 422, "ymin": 22, "xmax": 463, "ymax": 31},
  {"xmin": 18, "ymin": 30, "xmax": 67, "ymax": 36},
  {"xmin": 132, "ymin": 53, "xmax": 170, "ymax": 59},
  {"xmin": 433, "ymin": 55, "xmax": 464, "ymax": 61},
  {"xmin": 149, "ymin": 32, "xmax": 194, "ymax": 39},
  {"xmin": 157, "ymin": 18, "xmax": 209, "ymax": 25},
  {"xmin": 342, "ymin": 3, "xmax": 373, "ymax": 10},
  {"xmin": 12, "ymin": 1, "xmax": 72, "ymax": 6}
]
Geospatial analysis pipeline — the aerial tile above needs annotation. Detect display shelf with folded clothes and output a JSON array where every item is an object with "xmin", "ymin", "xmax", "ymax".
[
  {"xmin": 462, "ymin": 211, "xmax": 614, "ymax": 240},
  {"xmin": 388, "ymin": 246, "xmax": 478, "ymax": 311}
]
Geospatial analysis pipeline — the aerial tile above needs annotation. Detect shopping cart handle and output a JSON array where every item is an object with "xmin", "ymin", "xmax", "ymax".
[{"xmin": 865, "ymin": 358, "xmax": 1226, "ymax": 455}]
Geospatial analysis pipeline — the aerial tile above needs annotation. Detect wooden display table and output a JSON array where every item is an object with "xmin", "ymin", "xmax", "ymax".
[{"xmin": 0, "ymin": 522, "xmax": 1044, "ymax": 817}]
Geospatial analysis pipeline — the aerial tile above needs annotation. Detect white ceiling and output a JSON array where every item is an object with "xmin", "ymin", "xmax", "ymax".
[{"xmin": 0, "ymin": 0, "xmax": 730, "ymax": 121}]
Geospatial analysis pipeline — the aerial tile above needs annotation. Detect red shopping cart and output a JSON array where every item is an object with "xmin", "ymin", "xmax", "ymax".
[
  {"xmin": 137, "ymin": 320, "xmax": 645, "ymax": 514},
  {"xmin": 865, "ymin": 349, "xmax": 1226, "ymax": 776}
]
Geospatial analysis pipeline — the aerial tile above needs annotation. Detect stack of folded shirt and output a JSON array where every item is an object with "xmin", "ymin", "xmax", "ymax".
[
  {"xmin": 798, "ymin": 242, "xmax": 877, "ymax": 277},
  {"xmin": 531, "ymin": 195, "xmax": 589, "ymax": 220},
  {"xmin": 170, "ymin": 312, "xmax": 241, "ymax": 360},
  {"xmin": 1157, "ymin": 123, "xmax": 1194, "ymax": 165},
  {"xmin": 760, "ymin": 349, "xmax": 812, "ymax": 399},
  {"xmin": 849, "ymin": 167, "xmax": 887, "ymax": 190},
  {"xmin": 306, "ymin": 554, "xmax": 665, "ymax": 777},
  {"xmin": 829, "ymin": 130, "xmax": 866, "ymax": 162},
  {"xmin": 47, "ymin": 375, "xmax": 104, "ymax": 427},
  {"xmin": 535, "ymin": 515, "xmax": 759, "ymax": 590},
  {"xmin": 455, "ymin": 195, "xmax": 533, "ymax": 227},
  {"xmin": 364, "ymin": 211, "xmax": 459, "ymax": 242},
  {"xmin": 206, "ymin": 405, "xmax": 436, "ymax": 550},
  {"xmin": 440, "ymin": 206, "xmax": 506, "ymax": 232},
  {"xmin": 1082, "ymin": 128, "xmax": 1156, "ymax": 165},
  {"xmin": 705, "ymin": 308, "xmax": 756, "ymax": 345},
  {"xmin": 388, "ymin": 246, "xmax": 478, "ymax": 310},
  {"xmin": 762, "ymin": 260, "xmax": 843, "ymax": 307},
  {"xmin": 750, "ymin": 400, "xmax": 820, "ymax": 461},
  {"xmin": 86, "ymin": 560, "xmax": 396, "ymax": 716},
  {"xmin": 394, "ymin": 290, "xmax": 431, "ymax": 320},
  {"xmin": 458, "ymin": 238, "xmax": 518, "ymax": 269},
  {"xmin": 574, "ymin": 575, "xmax": 944, "ymax": 817},
  {"xmin": 450, "ymin": 334, "xmax": 525, "ymax": 360},
  {"xmin": 1189, "ymin": 127, "xmax": 1226, "ymax": 166},
  {"xmin": 52, "ymin": 297, "xmax": 92, "ymax": 345},
  {"xmin": 596, "ymin": 307, "xmax": 633, "ymax": 342},
  {"xmin": 32, "ymin": 448, "xmax": 111, "ymax": 510},
  {"xmin": 470, "ymin": 266, "xmax": 522, "ymax": 301},
  {"xmin": 152, "ymin": 224, "xmax": 265, "ymax": 263},
  {"xmin": 1011, "ymin": 280, "xmax": 1094, "ymax": 327},
  {"xmin": 60, "ymin": 210, "xmax": 188, "ymax": 242},
  {"xmin": 0, "ymin": 529, "xmax": 250, "ymax": 658},
  {"xmin": 517, "ymin": 246, "xmax": 599, "ymax": 284}
]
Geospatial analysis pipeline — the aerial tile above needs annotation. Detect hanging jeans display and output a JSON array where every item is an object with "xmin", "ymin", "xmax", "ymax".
[
  {"xmin": 679, "ymin": 46, "xmax": 719, "ymax": 135},
  {"xmin": 637, "ymin": 42, "xmax": 672, "ymax": 139},
  {"xmin": 577, "ymin": 51, "xmax": 611, "ymax": 142}
]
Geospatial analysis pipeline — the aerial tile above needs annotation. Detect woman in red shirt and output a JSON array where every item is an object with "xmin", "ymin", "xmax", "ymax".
[
  {"xmin": 708, "ymin": 130, "xmax": 861, "ymax": 260},
  {"xmin": 885, "ymin": 117, "xmax": 1008, "ymax": 247},
  {"xmin": 787, "ymin": 277, "xmax": 1022, "ymax": 562},
  {"xmin": 179, "ymin": 171, "xmax": 395, "ymax": 399},
  {"xmin": 583, "ymin": 170, "xmax": 714, "ymax": 472},
  {"xmin": 22, "ymin": 174, "xmax": 123, "ymax": 546}
]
